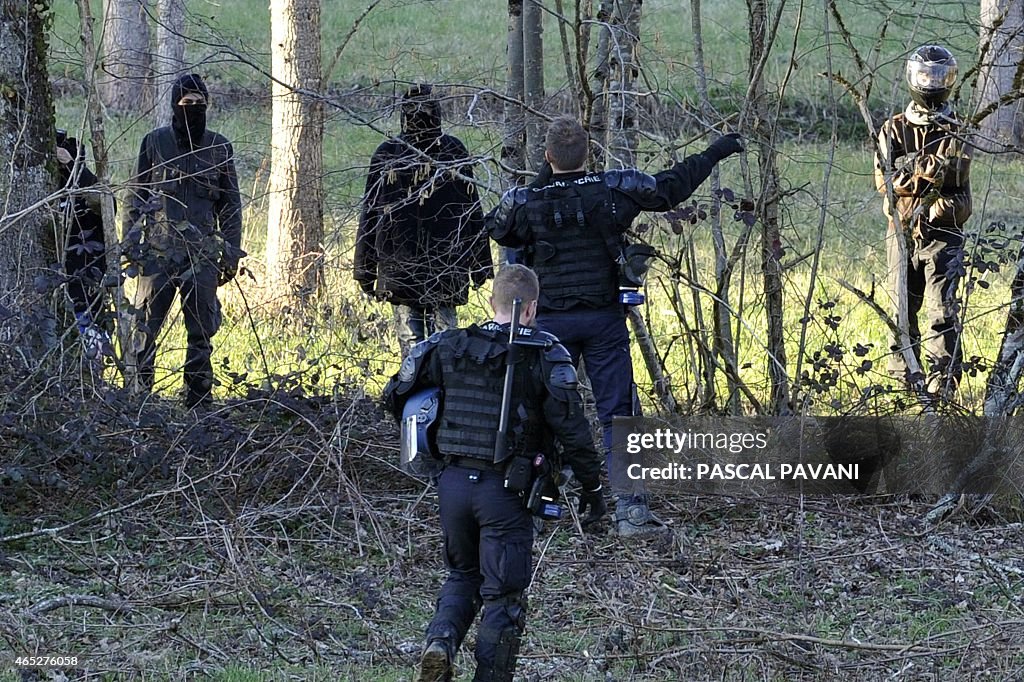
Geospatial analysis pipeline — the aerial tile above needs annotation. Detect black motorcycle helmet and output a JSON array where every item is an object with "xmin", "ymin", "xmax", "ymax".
[{"xmin": 906, "ymin": 45, "xmax": 957, "ymax": 110}]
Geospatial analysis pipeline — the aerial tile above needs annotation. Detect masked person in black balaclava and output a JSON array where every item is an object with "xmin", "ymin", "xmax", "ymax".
[
  {"xmin": 875, "ymin": 45, "xmax": 972, "ymax": 399},
  {"xmin": 355, "ymin": 84, "xmax": 493, "ymax": 359},
  {"xmin": 171, "ymin": 73, "xmax": 209, "ymax": 147},
  {"xmin": 124, "ymin": 73, "xmax": 244, "ymax": 409}
]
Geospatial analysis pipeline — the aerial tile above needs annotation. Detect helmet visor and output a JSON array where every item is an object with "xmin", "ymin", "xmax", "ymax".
[{"xmin": 906, "ymin": 60, "xmax": 957, "ymax": 92}]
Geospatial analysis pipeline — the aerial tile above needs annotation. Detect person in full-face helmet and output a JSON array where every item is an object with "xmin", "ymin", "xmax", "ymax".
[{"xmin": 875, "ymin": 45, "xmax": 972, "ymax": 398}]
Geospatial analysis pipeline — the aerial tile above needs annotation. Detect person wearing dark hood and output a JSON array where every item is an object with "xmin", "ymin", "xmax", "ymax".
[
  {"xmin": 875, "ymin": 45, "xmax": 972, "ymax": 399},
  {"xmin": 55, "ymin": 129, "xmax": 111, "ymax": 357},
  {"xmin": 124, "ymin": 73, "xmax": 244, "ymax": 408},
  {"xmin": 355, "ymin": 84, "xmax": 493, "ymax": 359}
]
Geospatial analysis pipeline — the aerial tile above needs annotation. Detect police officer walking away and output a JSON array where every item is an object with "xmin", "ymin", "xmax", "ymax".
[
  {"xmin": 875, "ymin": 45, "xmax": 971, "ymax": 398},
  {"xmin": 124, "ymin": 73, "xmax": 243, "ymax": 408},
  {"xmin": 487, "ymin": 116, "xmax": 742, "ymax": 536},
  {"xmin": 355, "ymin": 84, "xmax": 494, "ymax": 359},
  {"xmin": 384, "ymin": 264, "xmax": 605, "ymax": 682}
]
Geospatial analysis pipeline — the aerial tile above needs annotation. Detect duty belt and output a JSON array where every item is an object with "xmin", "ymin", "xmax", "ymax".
[{"xmin": 447, "ymin": 456, "xmax": 506, "ymax": 472}]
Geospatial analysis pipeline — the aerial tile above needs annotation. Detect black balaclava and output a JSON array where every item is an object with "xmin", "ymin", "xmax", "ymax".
[
  {"xmin": 170, "ymin": 73, "xmax": 210, "ymax": 147},
  {"xmin": 400, "ymin": 84, "xmax": 442, "ymax": 149}
]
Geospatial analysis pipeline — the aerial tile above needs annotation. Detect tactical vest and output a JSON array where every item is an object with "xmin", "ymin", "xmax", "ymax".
[
  {"xmin": 434, "ymin": 325, "xmax": 543, "ymax": 461},
  {"xmin": 520, "ymin": 175, "xmax": 619, "ymax": 311}
]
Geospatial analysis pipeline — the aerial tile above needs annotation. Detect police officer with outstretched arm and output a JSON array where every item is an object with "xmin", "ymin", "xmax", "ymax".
[
  {"xmin": 384, "ymin": 264, "xmax": 605, "ymax": 682},
  {"xmin": 486, "ymin": 116, "xmax": 742, "ymax": 536}
]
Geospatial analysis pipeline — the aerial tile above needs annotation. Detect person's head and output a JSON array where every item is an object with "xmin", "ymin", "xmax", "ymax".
[
  {"xmin": 490, "ymin": 264, "xmax": 540, "ymax": 327},
  {"xmin": 544, "ymin": 117, "xmax": 589, "ymax": 172},
  {"xmin": 401, "ymin": 83, "xmax": 442, "ymax": 142},
  {"xmin": 171, "ymin": 73, "xmax": 209, "ymax": 145},
  {"xmin": 906, "ymin": 45, "xmax": 957, "ymax": 110}
]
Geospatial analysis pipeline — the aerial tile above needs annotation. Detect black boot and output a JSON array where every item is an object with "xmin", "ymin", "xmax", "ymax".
[
  {"xmin": 472, "ymin": 629, "xmax": 521, "ymax": 682},
  {"xmin": 416, "ymin": 638, "xmax": 454, "ymax": 682}
]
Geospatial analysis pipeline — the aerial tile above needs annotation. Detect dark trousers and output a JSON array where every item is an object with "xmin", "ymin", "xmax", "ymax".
[
  {"xmin": 135, "ymin": 267, "xmax": 221, "ymax": 403},
  {"xmin": 426, "ymin": 465, "xmax": 533, "ymax": 674},
  {"xmin": 538, "ymin": 307, "xmax": 636, "ymax": 495},
  {"xmin": 885, "ymin": 222, "xmax": 963, "ymax": 394}
]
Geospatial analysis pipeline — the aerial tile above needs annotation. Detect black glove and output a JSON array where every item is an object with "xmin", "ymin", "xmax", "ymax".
[
  {"xmin": 218, "ymin": 262, "xmax": 238, "ymax": 286},
  {"xmin": 705, "ymin": 133, "xmax": 744, "ymax": 163},
  {"xmin": 577, "ymin": 485, "xmax": 607, "ymax": 526}
]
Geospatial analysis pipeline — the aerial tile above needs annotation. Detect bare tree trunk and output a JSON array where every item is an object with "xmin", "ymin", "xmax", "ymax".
[
  {"xmin": 153, "ymin": 0, "xmax": 186, "ymax": 128},
  {"xmin": 267, "ymin": 0, "xmax": 325, "ymax": 305},
  {"xmin": 976, "ymin": 0, "xmax": 1024, "ymax": 148},
  {"xmin": 77, "ymin": 0, "xmax": 135, "ymax": 386},
  {"xmin": 0, "ymin": 0, "xmax": 59, "ymax": 357},
  {"xmin": 587, "ymin": 0, "xmax": 613, "ymax": 167},
  {"xmin": 99, "ymin": 0, "xmax": 151, "ymax": 113},
  {"xmin": 691, "ymin": 0, "xmax": 735, "ymax": 412},
  {"xmin": 604, "ymin": 0, "xmax": 641, "ymax": 168},
  {"xmin": 502, "ymin": 0, "xmax": 526, "ymax": 182},
  {"xmin": 747, "ymin": 0, "xmax": 789, "ymax": 414},
  {"xmin": 984, "ymin": 245, "xmax": 1024, "ymax": 416},
  {"xmin": 523, "ymin": 0, "xmax": 546, "ymax": 171}
]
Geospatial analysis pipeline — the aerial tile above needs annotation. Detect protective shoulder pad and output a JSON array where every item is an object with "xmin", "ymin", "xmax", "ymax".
[
  {"xmin": 492, "ymin": 186, "xmax": 530, "ymax": 226},
  {"xmin": 542, "ymin": 339, "xmax": 573, "ymax": 365},
  {"xmin": 542, "ymin": 341, "xmax": 579, "ymax": 401},
  {"xmin": 605, "ymin": 169, "xmax": 657, "ymax": 200}
]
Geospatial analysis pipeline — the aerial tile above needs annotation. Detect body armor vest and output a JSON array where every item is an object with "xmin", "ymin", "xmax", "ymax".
[
  {"xmin": 434, "ymin": 325, "xmax": 544, "ymax": 461},
  {"xmin": 521, "ymin": 175, "xmax": 619, "ymax": 311}
]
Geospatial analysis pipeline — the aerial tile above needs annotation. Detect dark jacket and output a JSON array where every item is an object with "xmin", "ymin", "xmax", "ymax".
[
  {"xmin": 58, "ymin": 137, "xmax": 111, "ymax": 317},
  {"xmin": 383, "ymin": 321, "xmax": 602, "ymax": 492},
  {"xmin": 57, "ymin": 140, "xmax": 108, "ymax": 284},
  {"xmin": 124, "ymin": 126, "xmax": 243, "ymax": 277},
  {"xmin": 355, "ymin": 133, "xmax": 493, "ymax": 307},
  {"xmin": 487, "ymin": 151, "xmax": 719, "ymax": 312}
]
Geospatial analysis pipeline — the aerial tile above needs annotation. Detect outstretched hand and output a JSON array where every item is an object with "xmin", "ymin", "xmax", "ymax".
[{"xmin": 707, "ymin": 133, "xmax": 744, "ymax": 161}]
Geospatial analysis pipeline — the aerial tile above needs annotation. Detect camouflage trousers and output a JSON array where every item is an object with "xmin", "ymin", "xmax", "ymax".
[{"xmin": 393, "ymin": 304, "xmax": 457, "ymax": 358}]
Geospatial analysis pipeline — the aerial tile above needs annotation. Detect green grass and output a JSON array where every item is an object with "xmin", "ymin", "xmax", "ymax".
[{"xmin": 41, "ymin": 1, "xmax": 1024, "ymax": 414}]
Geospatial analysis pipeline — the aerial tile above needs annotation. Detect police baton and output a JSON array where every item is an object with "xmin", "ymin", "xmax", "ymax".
[{"xmin": 493, "ymin": 297, "xmax": 521, "ymax": 464}]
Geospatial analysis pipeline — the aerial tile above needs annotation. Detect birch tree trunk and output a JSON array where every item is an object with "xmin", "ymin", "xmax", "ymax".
[
  {"xmin": 976, "ymin": 0, "xmax": 1024, "ymax": 147},
  {"xmin": 78, "ymin": 0, "xmax": 135, "ymax": 386},
  {"xmin": 747, "ymin": 0, "xmax": 789, "ymax": 414},
  {"xmin": 523, "ymin": 0, "xmax": 546, "ymax": 171},
  {"xmin": 587, "ymin": 0, "xmax": 613, "ymax": 167},
  {"xmin": 691, "ymin": 0, "xmax": 737, "ymax": 412},
  {"xmin": 502, "ymin": 0, "xmax": 526, "ymax": 182},
  {"xmin": 604, "ymin": 0, "xmax": 641, "ymax": 168},
  {"xmin": 153, "ymin": 0, "xmax": 186, "ymax": 128},
  {"xmin": 266, "ymin": 0, "xmax": 325, "ymax": 305},
  {"xmin": 99, "ymin": 0, "xmax": 151, "ymax": 113},
  {"xmin": 0, "ymin": 0, "xmax": 59, "ymax": 357}
]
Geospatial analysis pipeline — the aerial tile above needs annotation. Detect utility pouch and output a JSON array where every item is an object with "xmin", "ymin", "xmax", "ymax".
[
  {"xmin": 504, "ymin": 455, "xmax": 533, "ymax": 493},
  {"xmin": 526, "ymin": 473, "xmax": 562, "ymax": 520}
]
